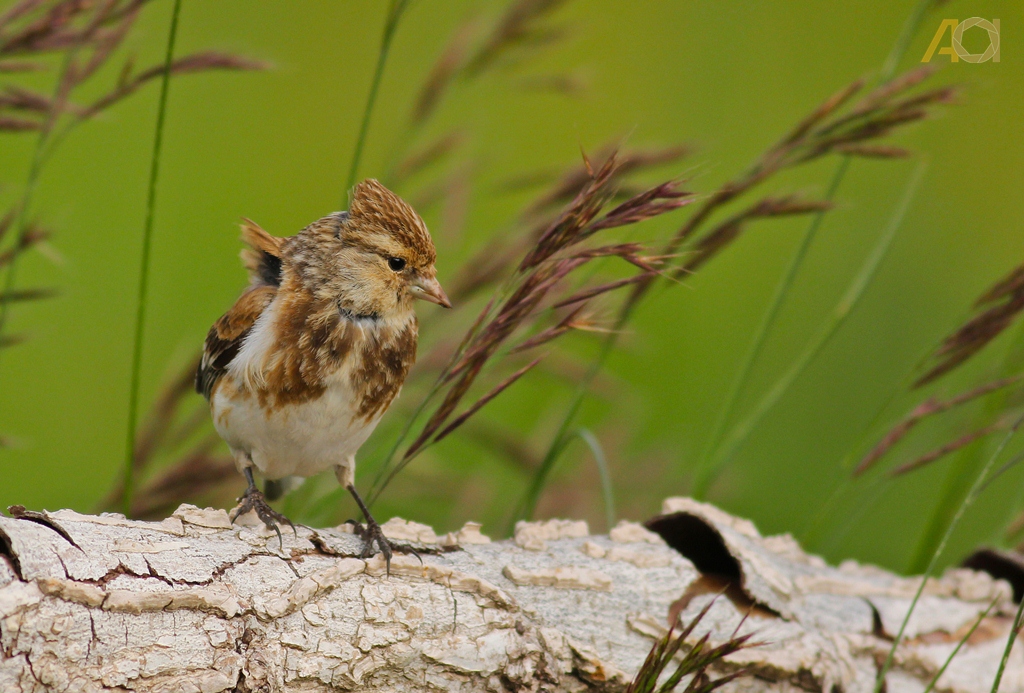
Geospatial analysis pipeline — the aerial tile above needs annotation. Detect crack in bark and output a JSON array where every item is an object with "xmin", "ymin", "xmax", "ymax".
[
  {"xmin": 0, "ymin": 526, "xmax": 22, "ymax": 580},
  {"xmin": 6, "ymin": 506, "xmax": 81, "ymax": 551}
]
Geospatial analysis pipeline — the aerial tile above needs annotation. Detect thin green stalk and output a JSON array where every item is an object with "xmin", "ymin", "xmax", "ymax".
[
  {"xmin": 873, "ymin": 413, "xmax": 1024, "ymax": 693},
  {"xmin": 990, "ymin": 322, "xmax": 1024, "ymax": 536},
  {"xmin": 907, "ymin": 321, "xmax": 1024, "ymax": 573},
  {"xmin": 813, "ymin": 474, "xmax": 889, "ymax": 556},
  {"xmin": 344, "ymin": 0, "xmax": 409, "ymax": 198},
  {"xmin": 574, "ymin": 428, "xmax": 616, "ymax": 531},
  {"xmin": 802, "ymin": 292, "xmax": 983, "ymax": 551},
  {"xmin": 909, "ymin": 439, "xmax": 988, "ymax": 573},
  {"xmin": 510, "ymin": 337, "xmax": 617, "ymax": 532},
  {"xmin": 122, "ymin": 0, "xmax": 182, "ymax": 517},
  {"xmin": 922, "ymin": 598, "xmax": 996, "ymax": 693},
  {"xmin": 801, "ymin": 373, "xmax": 927, "ymax": 551},
  {"xmin": 705, "ymin": 163, "xmax": 926, "ymax": 482},
  {"xmin": 880, "ymin": 0, "xmax": 937, "ymax": 79},
  {"xmin": 690, "ymin": 156, "xmax": 850, "ymax": 499},
  {"xmin": 990, "ymin": 597, "xmax": 1024, "ymax": 693}
]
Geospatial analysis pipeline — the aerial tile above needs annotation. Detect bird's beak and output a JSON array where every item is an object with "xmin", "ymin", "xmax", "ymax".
[{"xmin": 410, "ymin": 275, "xmax": 452, "ymax": 308}]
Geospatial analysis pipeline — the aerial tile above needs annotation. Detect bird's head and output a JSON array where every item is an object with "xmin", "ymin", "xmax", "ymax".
[{"xmin": 289, "ymin": 179, "xmax": 451, "ymax": 320}]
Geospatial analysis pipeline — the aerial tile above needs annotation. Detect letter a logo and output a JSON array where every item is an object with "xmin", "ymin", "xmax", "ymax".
[{"xmin": 922, "ymin": 19, "xmax": 960, "ymax": 62}]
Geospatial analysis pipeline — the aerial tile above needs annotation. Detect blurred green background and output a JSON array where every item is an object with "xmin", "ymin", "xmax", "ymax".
[{"xmin": 1, "ymin": 0, "xmax": 1021, "ymax": 575}]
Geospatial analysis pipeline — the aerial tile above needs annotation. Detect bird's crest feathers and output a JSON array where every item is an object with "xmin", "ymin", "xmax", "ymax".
[{"xmin": 347, "ymin": 179, "xmax": 436, "ymax": 265}]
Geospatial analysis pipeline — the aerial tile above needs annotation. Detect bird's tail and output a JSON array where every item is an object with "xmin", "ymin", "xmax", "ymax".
[
  {"xmin": 264, "ymin": 475, "xmax": 304, "ymax": 501},
  {"xmin": 240, "ymin": 218, "xmax": 284, "ymax": 287}
]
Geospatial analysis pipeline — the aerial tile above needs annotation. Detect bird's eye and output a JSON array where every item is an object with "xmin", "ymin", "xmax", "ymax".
[{"xmin": 387, "ymin": 257, "xmax": 407, "ymax": 272}]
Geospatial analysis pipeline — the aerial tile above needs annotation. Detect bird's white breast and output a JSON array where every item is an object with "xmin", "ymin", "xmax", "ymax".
[{"xmin": 210, "ymin": 303, "xmax": 392, "ymax": 480}]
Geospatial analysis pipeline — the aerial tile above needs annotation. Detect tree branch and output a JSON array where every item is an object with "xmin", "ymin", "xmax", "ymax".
[{"xmin": 0, "ymin": 497, "xmax": 1018, "ymax": 691}]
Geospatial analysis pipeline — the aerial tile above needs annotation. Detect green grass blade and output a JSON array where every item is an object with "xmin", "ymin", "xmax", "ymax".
[
  {"xmin": 575, "ymin": 428, "xmax": 616, "ymax": 531},
  {"xmin": 704, "ymin": 163, "xmax": 926, "ymax": 485},
  {"xmin": 990, "ymin": 597, "xmax": 1024, "ymax": 693},
  {"xmin": 873, "ymin": 414, "xmax": 1024, "ymax": 693},
  {"xmin": 690, "ymin": 156, "xmax": 850, "ymax": 499},
  {"xmin": 122, "ymin": 0, "xmax": 183, "ymax": 517},
  {"xmin": 880, "ymin": 0, "xmax": 938, "ymax": 79},
  {"xmin": 344, "ymin": 0, "xmax": 409, "ymax": 198},
  {"xmin": 922, "ymin": 598, "xmax": 996, "ymax": 693},
  {"xmin": 510, "ymin": 336, "xmax": 615, "ymax": 533},
  {"xmin": 512, "ymin": 427, "xmax": 616, "ymax": 532}
]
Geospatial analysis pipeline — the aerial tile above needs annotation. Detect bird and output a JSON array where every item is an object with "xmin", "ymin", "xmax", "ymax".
[{"xmin": 196, "ymin": 179, "xmax": 451, "ymax": 564}]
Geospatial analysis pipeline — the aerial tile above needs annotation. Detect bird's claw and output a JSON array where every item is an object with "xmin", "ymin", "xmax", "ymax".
[
  {"xmin": 352, "ymin": 519, "xmax": 394, "ymax": 571},
  {"xmin": 231, "ymin": 486, "xmax": 297, "ymax": 549}
]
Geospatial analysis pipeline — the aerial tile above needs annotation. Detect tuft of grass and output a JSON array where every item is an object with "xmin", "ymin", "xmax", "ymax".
[
  {"xmin": 122, "ymin": 0, "xmax": 183, "ymax": 517},
  {"xmin": 0, "ymin": 0, "xmax": 263, "ymax": 353},
  {"xmin": 626, "ymin": 598, "xmax": 756, "ymax": 693}
]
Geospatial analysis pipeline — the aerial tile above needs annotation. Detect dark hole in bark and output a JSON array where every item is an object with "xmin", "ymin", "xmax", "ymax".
[
  {"xmin": 962, "ymin": 547, "xmax": 1024, "ymax": 603},
  {"xmin": 644, "ymin": 512, "xmax": 742, "ymax": 581},
  {"xmin": 646, "ymin": 511, "xmax": 782, "ymax": 620}
]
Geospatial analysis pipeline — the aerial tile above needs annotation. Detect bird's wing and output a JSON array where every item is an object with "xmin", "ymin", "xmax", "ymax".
[{"xmin": 196, "ymin": 285, "xmax": 277, "ymax": 400}]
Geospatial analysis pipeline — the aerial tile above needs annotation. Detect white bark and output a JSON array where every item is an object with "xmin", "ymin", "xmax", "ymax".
[{"xmin": 0, "ymin": 496, "xmax": 1021, "ymax": 692}]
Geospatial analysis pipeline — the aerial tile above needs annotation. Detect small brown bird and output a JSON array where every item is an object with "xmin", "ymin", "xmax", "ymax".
[{"xmin": 196, "ymin": 179, "xmax": 450, "ymax": 561}]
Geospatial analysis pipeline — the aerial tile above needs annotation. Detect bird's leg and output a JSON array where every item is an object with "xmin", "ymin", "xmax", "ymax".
[
  {"xmin": 346, "ymin": 484, "xmax": 394, "ymax": 573},
  {"xmin": 231, "ymin": 467, "xmax": 296, "ymax": 549}
]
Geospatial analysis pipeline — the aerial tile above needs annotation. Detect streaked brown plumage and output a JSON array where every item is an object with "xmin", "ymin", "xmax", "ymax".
[{"xmin": 196, "ymin": 180, "xmax": 450, "ymax": 562}]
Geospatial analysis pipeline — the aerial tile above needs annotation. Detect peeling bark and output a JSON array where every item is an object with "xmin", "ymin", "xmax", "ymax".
[{"xmin": 0, "ymin": 497, "xmax": 1021, "ymax": 692}]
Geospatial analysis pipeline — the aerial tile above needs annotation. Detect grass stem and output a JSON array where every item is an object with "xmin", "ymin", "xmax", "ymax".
[
  {"xmin": 344, "ymin": 0, "xmax": 409, "ymax": 199},
  {"xmin": 690, "ymin": 156, "xmax": 850, "ymax": 499},
  {"xmin": 990, "ymin": 597, "xmax": 1024, "ymax": 693},
  {"xmin": 873, "ymin": 413, "xmax": 1024, "ymax": 692},
  {"xmin": 684, "ymin": 0, "xmax": 938, "ymax": 497},
  {"xmin": 922, "ymin": 598, "xmax": 996, "ymax": 693},
  {"xmin": 511, "ymin": 334, "xmax": 617, "ymax": 531},
  {"xmin": 122, "ymin": 0, "xmax": 183, "ymax": 517},
  {"xmin": 703, "ymin": 162, "xmax": 925, "ymax": 486},
  {"xmin": 576, "ymin": 428, "xmax": 616, "ymax": 531}
]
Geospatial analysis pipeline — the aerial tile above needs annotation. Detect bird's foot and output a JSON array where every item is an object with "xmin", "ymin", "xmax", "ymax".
[
  {"xmin": 351, "ymin": 518, "xmax": 395, "ymax": 572},
  {"xmin": 231, "ymin": 486, "xmax": 296, "ymax": 549}
]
